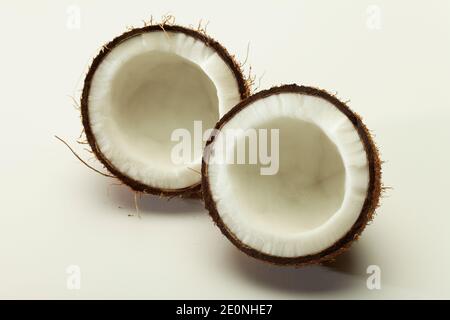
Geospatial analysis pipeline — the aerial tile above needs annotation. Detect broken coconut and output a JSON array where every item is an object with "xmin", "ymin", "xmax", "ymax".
[
  {"xmin": 81, "ymin": 25, "xmax": 249, "ymax": 197},
  {"xmin": 202, "ymin": 84, "xmax": 381, "ymax": 265}
]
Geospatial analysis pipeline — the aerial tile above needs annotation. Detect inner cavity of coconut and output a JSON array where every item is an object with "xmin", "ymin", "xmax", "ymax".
[
  {"xmin": 207, "ymin": 92, "xmax": 370, "ymax": 257},
  {"xmin": 226, "ymin": 117, "xmax": 346, "ymax": 234},
  {"xmin": 110, "ymin": 51, "xmax": 219, "ymax": 171}
]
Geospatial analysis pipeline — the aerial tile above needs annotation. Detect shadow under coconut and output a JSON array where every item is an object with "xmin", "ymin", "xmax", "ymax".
[
  {"xmin": 106, "ymin": 183, "xmax": 205, "ymax": 215},
  {"xmin": 228, "ymin": 245, "xmax": 367, "ymax": 293},
  {"xmin": 322, "ymin": 247, "xmax": 369, "ymax": 277}
]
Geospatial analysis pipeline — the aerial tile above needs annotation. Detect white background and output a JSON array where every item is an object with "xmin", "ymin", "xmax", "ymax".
[{"xmin": 1, "ymin": 0, "xmax": 449, "ymax": 299}]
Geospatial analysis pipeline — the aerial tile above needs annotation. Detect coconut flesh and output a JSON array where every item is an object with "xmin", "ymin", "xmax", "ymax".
[
  {"xmin": 82, "ymin": 26, "xmax": 246, "ymax": 195},
  {"xmin": 202, "ymin": 85, "xmax": 381, "ymax": 264}
]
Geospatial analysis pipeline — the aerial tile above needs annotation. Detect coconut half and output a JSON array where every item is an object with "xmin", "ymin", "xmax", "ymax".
[
  {"xmin": 81, "ymin": 25, "xmax": 249, "ymax": 197},
  {"xmin": 202, "ymin": 84, "xmax": 381, "ymax": 265}
]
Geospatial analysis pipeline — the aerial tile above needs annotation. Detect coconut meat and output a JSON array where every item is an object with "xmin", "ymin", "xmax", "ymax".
[
  {"xmin": 207, "ymin": 93, "xmax": 370, "ymax": 257},
  {"xmin": 88, "ymin": 31, "xmax": 241, "ymax": 190}
]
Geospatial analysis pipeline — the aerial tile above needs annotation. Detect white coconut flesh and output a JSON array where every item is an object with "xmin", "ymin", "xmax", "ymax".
[
  {"xmin": 207, "ymin": 92, "xmax": 370, "ymax": 257},
  {"xmin": 88, "ymin": 31, "xmax": 241, "ymax": 190}
]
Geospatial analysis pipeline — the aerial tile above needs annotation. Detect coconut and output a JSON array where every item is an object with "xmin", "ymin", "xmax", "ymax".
[
  {"xmin": 202, "ymin": 84, "xmax": 381, "ymax": 265},
  {"xmin": 81, "ymin": 24, "xmax": 249, "ymax": 197}
]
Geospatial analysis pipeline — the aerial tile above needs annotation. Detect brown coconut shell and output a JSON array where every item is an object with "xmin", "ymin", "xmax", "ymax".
[
  {"xmin": 81, "ymin": 24, "xmax": 250, "ymax": 197},
  {"xmin": 201, "ymin": 84, "xmax": 382, "ymax": 266}
]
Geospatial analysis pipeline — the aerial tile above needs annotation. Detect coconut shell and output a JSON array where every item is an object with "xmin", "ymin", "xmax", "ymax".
[
  {"xmin": 81, "ymin": 24, "xmax": 250, "ymax": 197},
  {"xmin": 201, "ymin": 84, "xmax": 382, "ymax": 266}
]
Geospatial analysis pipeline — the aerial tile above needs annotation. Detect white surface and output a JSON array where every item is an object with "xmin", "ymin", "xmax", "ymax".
[
  {"xmin": 0, "ymin": 0, "xmax": 449, "ymax": 299},
  {"xmin": 207, "ymin": 92, "xmax": 369, "ymax": 257}
]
